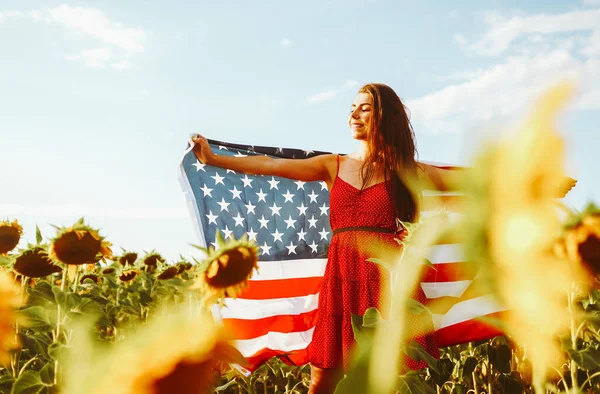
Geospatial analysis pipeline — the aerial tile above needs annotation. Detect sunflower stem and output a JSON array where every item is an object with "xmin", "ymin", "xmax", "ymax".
[
  {"xmin": 54, "ymin": 267, "xmax": 68, "ymax": 386},
  {"xmin": 568, "ymin": 287, "xmax": 579, "ymax": 394},
  {"xmin": 71, "ymin": 264, "xmax": 80, "ymax": 293}
]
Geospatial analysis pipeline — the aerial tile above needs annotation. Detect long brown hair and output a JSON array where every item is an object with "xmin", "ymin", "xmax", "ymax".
[{"xmin": 358, "ymin": 83, "xmax": 420, "ymax": 222}]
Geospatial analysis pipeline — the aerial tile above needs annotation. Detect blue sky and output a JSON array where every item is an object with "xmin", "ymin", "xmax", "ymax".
[{"xmin": 1, "ymin": 0, "xmax": 599, "ymax": 260}]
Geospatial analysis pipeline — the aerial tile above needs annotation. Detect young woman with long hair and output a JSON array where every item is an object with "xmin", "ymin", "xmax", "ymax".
[{"xmin": 192, "ymin": 83, "xmax": 461, "ymax": 394}]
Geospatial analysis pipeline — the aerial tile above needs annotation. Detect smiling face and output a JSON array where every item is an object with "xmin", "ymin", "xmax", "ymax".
[{"xmin": 348, "ymin": 92, "xmax": 373, "ymax": 141}]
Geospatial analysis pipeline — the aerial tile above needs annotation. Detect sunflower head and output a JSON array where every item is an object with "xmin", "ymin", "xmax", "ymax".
[
  {"xmin": 80, "ymin": 273, "xmax": 101, "ymax": 285},
  {"xmin": 157, "ymin": 266, "xmax": 179, "ymax": 280},
  {"xmin": 49, "ymin": 221, "xmax": 112, "ymax": 266},
  {"xmin": 555, "ymin": 203, "xmax": 600, "ymax": 279},
  {"xmin": 62, "ymin": 305, "xmax": 245, "ymax": 394},
  {"xmin": 13, "ymin": 246, "xmax": 62, "ymax": 278},
  {"xmin": 118, "ymin": 251, "xmax": 138, "ymax": 266},
  {"xmin": 0, "ymin": 271, "xmax": 23, "ymax": 366},
  {"xmin": 193, "ymin": 233, "xmax": 259, "ymax": 305},
  {"xmin": 119, "ymin": 269, "xmax": 138, "ymax": 283},
  {"xmin": 102, "ymin": 265, "xmax": 117, "ymax": 275},
  {"xmin": 0, "ymin": 220, "xmax": 23, "ymax": 255},
  {"xmin": 141, "ymin": 252, "xmax": 165, "ymax": 273}
]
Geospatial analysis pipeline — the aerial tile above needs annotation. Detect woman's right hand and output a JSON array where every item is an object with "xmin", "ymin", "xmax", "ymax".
[{"xmin": 191, "ymin": 134, "xmax": 214, "ymax": 164}]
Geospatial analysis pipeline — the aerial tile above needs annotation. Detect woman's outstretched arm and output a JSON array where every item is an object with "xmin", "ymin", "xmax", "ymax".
[{"xmin": 191, "ymin": 134, "xmax": 335, "ymax": 183}]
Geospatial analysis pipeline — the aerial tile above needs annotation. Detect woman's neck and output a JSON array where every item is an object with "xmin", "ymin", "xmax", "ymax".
[{"xmin": 349, "ymin": 141, "xmax": 370, "ymax": 161}]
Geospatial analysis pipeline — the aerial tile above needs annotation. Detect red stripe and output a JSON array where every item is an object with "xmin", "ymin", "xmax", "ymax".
[
  {"xmin": 223, "ymin": 310, "xmax": 319, "ymax": 340},
  {"xmin": 435, "ymin": 311, "xmax": 507, "ymax": 347},
  {"xmin": 422, "ymin": 262, "xmax": 477, "ymax": 282},
  {"xmin": 237, "ymin": 277, "xmax": 322, "ymax": 300},
  {"xmin": 244, "ymin": 348, "xmax": 310, "ymax": 371}
]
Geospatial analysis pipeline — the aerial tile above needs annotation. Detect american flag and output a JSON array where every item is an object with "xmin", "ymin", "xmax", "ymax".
[{"xmin": 178, "ymin": 138, "xmax": 506, "ymax": 372}]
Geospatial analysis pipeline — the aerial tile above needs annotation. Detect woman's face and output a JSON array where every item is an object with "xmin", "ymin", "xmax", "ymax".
[{"xmin": 348, "ymin": 92, "xmax": 373, "ymax": 141}]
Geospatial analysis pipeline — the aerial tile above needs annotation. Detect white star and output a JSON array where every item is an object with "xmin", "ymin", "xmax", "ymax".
[
  {"xmin": 284, "ymin": 215, "xmax": 296, "ymax": 229},
  {"xmin": 205, "ymin": 210, "xmax": 218, "ymax": 225},
  {"xmin": 297, "ymin": 203, "xmax": 308, "ymax": 216},
  {"xmin": 192, "ymin": 160, "xmax": 206, "ymax": 172},
  {"xmin": 246, "ymin": 228, "xmax": 258, "ymax": 242},
  {"xmin": 303, "ymin": 150, "xmax": 314, "ymax": 156},
  {"xmin": 282, "ymin": 189, "xmax": 295, "ymax": 203},
  {"xmin": 308, "ymin": 215, "xmax": 318, "ymax": 228},
  {"xmin": 245, "ymin": 201, "xmax": 256, "ymax": 214},
  {"xmin": 232, "ymin": 213, "xmax": 245, "ymax": 227},
  {"xmin": 210, "ymin": 242, "xmax": 219, "ymax": 250},
  {"xmin": 256, "ymin": 189, "xmax": 267, "ymax": 203},
  {"xmin": 286, "ymin": 241, "xmax": 297, "ymax": 255},
  {"xmin": 309, "ymin": 240, "xmax": 319, "ymax": 254},
  {"xmin": 319, "ymin": 228, "xmax": 330, "ymax": 241},
  {"xmin": 200, "ymin": 184, "xmax": 213, "ymax": 197},
  {"xmin": 271, "ymin": 229, "xmax": 284, "ymax": 243},
  {"xmin": 319, "ymin": 203, "xmax": 330, "ymax": 216},
  {"xmin": 276, "ymin": 147, "xmax": 284, "ymax": 154},
  {"xmin": 268, "ymin": 177, "xmax": 280, "ymax": 190},
  {"xmin": 294, "ymin": 180, "xmax": 306, "ymax": 190},
  {"xmin": 241, "ymin": 174, "xmax": 253, "ymax": 188},
  {"xmin": 234, "ymin": 151, "xmax": 247, "ymax": 157},
  {"xmin": 269, "ymin": 203, "xmax": 282, "ymax": 216},
  {"xmin": 226, "ymin": 169, "xmax": 236, "ymax": 174},
  {"xmin": 260, "ymin": 242, "xmax": 271, "ymax": 256},
  {"xmin": 308, "ymin": 190, "xmax": 319, "ymax": 203},
  {"xmin": 217, "ymin": 198, "xmax": 230, "ymax": 212},
  {"xmin": 229, "ymin": 186, "xmax": 242, "ymax": 200},
  {"xmin": 218, "ymin": 145, "xmax": 229, "ymax": 151},
  {"xmin": 211, "ymin": 173, "xmax": 225, "ymax": 185},
  {"xmin": 319, "ymin": 181, "xmax": 328, "ymax": 191},
  {"xmin": 222, "ymin": 226, "xmax": 233, "ymax": 239},
  {"xmin": 297, "ymin": 228, "xmax": 307, "ymax": 241},
  {"xmin": 258, "ymin": 215, "xmax": 270, "ymax": 229}
]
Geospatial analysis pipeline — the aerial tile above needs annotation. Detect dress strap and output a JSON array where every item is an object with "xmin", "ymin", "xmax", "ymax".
[{"xmin": 336, "ymin": 154, "xmax": 340, "ymax": 177}]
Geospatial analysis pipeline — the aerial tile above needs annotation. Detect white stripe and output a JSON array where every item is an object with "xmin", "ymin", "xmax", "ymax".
[
  {"xmin": 421, "ymin": 280, "xmax": 472, "ymax": 299},
  {"xmin": 427, "ymin": 244, "xmax": 464, "ymax": 264},
  {"xmin": 431, "ymin": 295, "xmax": 507, "ymax": 330},
  {"xmin": 235, "ymin": 328, "xmax": 315, "ymax": 357},
  {"xmin": 251, "ymin": 259, "xmax": 327, "ymax": 281},
  {"xmin": 221, "ymin": 294, "xmax": 319, "ymax": 319}
]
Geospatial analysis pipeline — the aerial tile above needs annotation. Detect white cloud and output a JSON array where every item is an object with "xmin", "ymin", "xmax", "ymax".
[
  {"xmin": 0, "ymin": 5, "xmax": 145, "ymax": 69},
  {"xmin": 583, "ymin": 0, "xmax": 600, "ymax": 6},
  {"xmin": 111, "ymin": 60, "xmax": 131, "ymax": 70},
  {"xmin": 306, "ymin": 90, "xmax": 337, "ymax": 104},
  {"xmin": 409, "ymin": 7, "xmax": 600, "ymax": 133},
  {"xmin": 280, "ymin": 37, "xmax": 292, "ymax": 48},
  {"xmin": 47, "ymin": 5, "xmax": 145, "ymax": 53},
  {"xmin": 407, "ymin": 51, "xmax": 598, "ymax": 133},
  {"xmin": 463, "ymin": 9, "xmax": 600, "ymax": 55}
]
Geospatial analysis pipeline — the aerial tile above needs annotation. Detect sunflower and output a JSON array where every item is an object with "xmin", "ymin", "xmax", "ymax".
[
  {"xmin": 13, "ymin": 246, "xmax": 62, "ymax": 278},
  {"xmin": 157, "ymin": 266, "xmax": 179, "ymax": 280},
  {"xmin": 142, "ymin": 252, "xmax": 165, "ymax": 273},
  {"xmin": 118, "ymin": 251, "xmax": 138, "ymax": 266},
  {"xmin": 102, "ymin": 265, "xmax": 117, "ymax": 275},
  {"xmin": 554, "ymin": 203, "xmax": 600, "ymax": 278},
  {"xmin": 0, "ymin": 219, "xmax": 23, "ymax": 255},
  {"xmin": 62, "ymin": 305, "xmax": 245, "ymax": 394},
  {"xmin": 461, "ymin": 83, "xmax": 580, "ymax": 392},
  {"xmin": 193, "ymin": 233, "xmax": 259, "ymax": 305},
  {"xmin": 80, "ymin": 273, "xmax": 101, "ymax": 285},
  {"xmin": 49, "ymin": 222, "xmax": 112, "ymax": 265},
  {"xmin": 119, "ymin": 269, "xmax": 138, "ymax": 282},
  {"xmin": 0, "ymin": 271, "xmax": 22, "ymax": 366}
]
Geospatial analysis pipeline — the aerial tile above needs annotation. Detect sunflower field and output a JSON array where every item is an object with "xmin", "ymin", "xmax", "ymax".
[{"xmin": 1, "ymin": 83, "xmax": 600, "ymax": 394}]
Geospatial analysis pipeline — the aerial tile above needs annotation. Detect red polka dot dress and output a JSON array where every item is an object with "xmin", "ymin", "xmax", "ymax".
[{"xmin": 308, "ymin": 155, "xmax": 439, "ymax": 371}]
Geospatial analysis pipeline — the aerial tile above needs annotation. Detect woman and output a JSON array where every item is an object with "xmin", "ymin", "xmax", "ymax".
[{"xmin": 192, "ymin": 83, "xmax": 457, "ymax": 394}]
